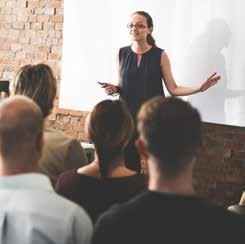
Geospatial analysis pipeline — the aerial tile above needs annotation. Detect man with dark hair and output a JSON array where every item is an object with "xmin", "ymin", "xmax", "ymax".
[
  {"xmin": 92, "ymin": 96, "xmax": 245, "ymax": 244},
  {"xmin": 0, "ymin": 96, "xmax": 92, "ymax": 244},
  {"xmin": 13, "ymin": 64, "xmax": 88, "ymax": 184}
]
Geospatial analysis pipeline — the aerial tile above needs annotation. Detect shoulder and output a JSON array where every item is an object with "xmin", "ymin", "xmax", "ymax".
[
  {"xmin": 154, "ymin": 46, "xmax": 164, "ymax": 53},
  {"xmin": 55, "ymin": 168, "xmax": 81, "ymax": 192},
  {"xmin": 119, "ymin": 45, "xmax": 131, "ymax": 57},
  {"xmin": 125, "ymin": 174, "xmax": 148, "ymax": 187},
  {"xmin": 119, "ymin": 45, "xmax": 131, "ymax": 52},
  {"xmin": 148, "ymin": 46, "xmax": 164, "ymax": 56},
  {"xmin": 93, "ymin": 202, "xmax": 128, "ymax": 241},
  {"xmin": 77, "ymin": 163, "xmax": 99, "ymax": 177},
  {"xmin": 44, "ymin": 127, "xmax": 84, "ymax": 158},
  {"xmin": 160, "ymin": 49, "xmax": 167, "ymax": 57},
  {"xmin": 92, "ymin": 191, "xmax": 149, "ymax": 243},
  {"xmin": 150, "ymin": 47, "xmax": 165, "ymax": 64},
  {"xmin": 50, "ymin": 193, "xmax": 93, "ymax": 243},
  {"xmin": 92, "ymin": 203, "xmax": 121, "ymax": 243},
  {"xmin": 96, "ymin": 190, "xmax": 148, "ymax": 223},
  {"xmin": 67, "ymin": 138, "xmax": 84, "ymax": 152},
  {"xmin": 57, "ymin": 168, "xmax": 79, "ymax": 182},
  {"xmin": 160, "ymin": 50, "xmax": 171, "ymax": 66},
  {"xmin": 44, "ymin": 126, "xmax": 71, "ymax": 144},
  {"xmin": 56, "ymin": 168, "xmax": 98, "ymax": 190},
  {"xmin": 45, "ymin": 127, "xmax": 84, "ymax": 153},
  {"xmin": 11, "ymin": 188, "xmax": 92, "ymax": 238},
  {"xmin": 54, "ymin": 192, "xmax": 88, "ymax": 216},
  {"xmin": 62, "ymin": 198, "xmax": 93, "ymax": 241}
]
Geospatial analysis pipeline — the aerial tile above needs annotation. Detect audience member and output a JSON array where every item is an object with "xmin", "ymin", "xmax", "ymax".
[
  {"xmin": 56, "ymin": 100, "xmax": 147, "ymax": 222},
  {"xmin": 92, "ymin": 96, "xmax": 245, "ymax": 244},
  {"xmin": 227, "ymin": 191, "xmax": 245, "ymax": 216},
  {"xmin": 228, "ymin": 204, "xmax": 245, "ymax": 216},
  {"xmin": 239, "ymin": 191, "xmax": 245, "ymax": 205},
  {"xmin": 0, "ymin": 96, "xmax": 92, "ymax": 244},
  {"xmin": 13, "ymin": 64, "xmax": 88, "ymax": 184}
]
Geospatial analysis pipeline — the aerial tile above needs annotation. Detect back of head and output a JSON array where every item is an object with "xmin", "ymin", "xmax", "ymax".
[
  {"xmin": 87, "ymin": 100, "xmax": 133, "ymax": 178},
  {"xmin": 13, "ymin": 64, "xmax": 57, "ymax": 118},
  {"xmin": 137, "ymin": 96, "xmax": 202, "ymax": 177},
  {"xmin": 0, "ymin": 95, "xmax": 44, "ymax": 170}
]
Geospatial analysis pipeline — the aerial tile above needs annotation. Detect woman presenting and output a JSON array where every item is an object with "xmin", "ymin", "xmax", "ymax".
[{"xmin": 100, "ymin": 10, "xmax": 220, "ymax": 173}]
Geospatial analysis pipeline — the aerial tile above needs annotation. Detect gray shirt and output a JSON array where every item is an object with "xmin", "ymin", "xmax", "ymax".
[
  {"xmin": 0, "ymin": 173, "xmax": 92, "ymax": 244},
  {"xmin": 39, "ymin": 126, "xmax": 88, "ymax": 183}
]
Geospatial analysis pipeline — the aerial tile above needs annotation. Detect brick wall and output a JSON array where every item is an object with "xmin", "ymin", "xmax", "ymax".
[
  {"xmin": 0, "ymin": 0, "xmax": 89, "ymax": 140},
  {"xmin": 0, "ymin": 0, "xmax": 245, "ymax": 207},
  {"xmin": 195, "ymin": 123, "xmax": 245, "ymax": 206}
]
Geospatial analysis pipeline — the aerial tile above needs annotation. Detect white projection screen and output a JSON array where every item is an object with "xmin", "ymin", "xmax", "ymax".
[{"xmin": 60, "ymin": 0, "xmax": 245, "ymax": 127}]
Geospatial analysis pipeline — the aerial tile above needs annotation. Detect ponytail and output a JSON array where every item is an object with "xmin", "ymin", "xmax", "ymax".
[
  {"xmin": 96, "ymin": 146, "xmax": 109, "ymax": 179},
  {"xmin": 88, "ymin": 99, "xmax": 133, "ymax": 179},
  {"xmin": 147, "ymin": 33, "xmax": 156, "ymax": 47},
  {"xmin": 96, "ymin": 145, "xmax": 123, "ymax": 179}
]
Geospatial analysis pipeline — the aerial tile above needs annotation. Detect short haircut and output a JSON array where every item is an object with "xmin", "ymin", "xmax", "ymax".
[
  {"xmin": 88, "ymin": 99, "xmax": 133, "ymax": 177},
  {"xmin": 137, "ymin": 96, "xmax": 202, "ymax": 175},
  {"xmin": 0, "ymin": 96, "xmax": 44, "ymax": 163},
  {"xmin": 13, "ymin": 63, "xmax": 57, "ymax": 118}
]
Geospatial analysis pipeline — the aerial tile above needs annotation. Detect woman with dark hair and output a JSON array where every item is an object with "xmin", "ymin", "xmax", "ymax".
[
  {"xmin": 13, "ymin": 64, "xmax": 88, "ymax": 184},
  {"xmin": 55, "ymin": 100, "xmax": 147, "ymax": 222},
  {"xmin": 100, "ymin": 10, "xmax": 220, "ymax": 173}
]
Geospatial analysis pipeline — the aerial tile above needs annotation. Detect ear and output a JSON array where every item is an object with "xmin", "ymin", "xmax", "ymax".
[{"xmin": 135, "ymin": 138, "xmax": 149, "ymax": 162}]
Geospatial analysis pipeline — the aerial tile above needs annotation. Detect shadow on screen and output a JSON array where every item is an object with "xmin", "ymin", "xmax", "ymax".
[{"xmin": 182, "ymin": 18, "xmax": 245, "ymax": 126}]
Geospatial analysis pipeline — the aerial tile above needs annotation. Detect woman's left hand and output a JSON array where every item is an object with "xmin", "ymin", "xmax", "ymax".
[{"xmin": 199, "ymin": 72, "xmax": 221, "ymax": 92}]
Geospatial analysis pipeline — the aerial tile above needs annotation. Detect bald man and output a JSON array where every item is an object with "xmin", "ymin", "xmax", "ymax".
[{"xmin": 0, "ymin": 96, "xmax": 92, "ymax": 244}]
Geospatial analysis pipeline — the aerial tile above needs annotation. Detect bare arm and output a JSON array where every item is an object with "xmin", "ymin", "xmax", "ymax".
[
  {"xmin": 239, "ymin": 191, "xmax": 245, "ymax": 205},
  {"xmin": 161, "ymin": 51, "xmax": 220, "ymax": 96}
]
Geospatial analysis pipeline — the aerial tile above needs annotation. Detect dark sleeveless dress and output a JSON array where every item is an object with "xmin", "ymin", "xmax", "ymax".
[
  {"xmin": 119, "ymin": 46, "xmax": 165, "ymax": 172},
  {"xmin": 119, "ymin": 45, "xmax": 165, "ymax": 119}
]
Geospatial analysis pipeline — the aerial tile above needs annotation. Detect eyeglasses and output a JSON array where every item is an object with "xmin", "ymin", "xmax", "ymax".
[{"xmin": 127, "ymin": 23, "xmax": 147, "ymax": 29}]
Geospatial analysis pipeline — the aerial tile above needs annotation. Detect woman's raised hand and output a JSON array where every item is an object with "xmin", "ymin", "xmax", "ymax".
[{"xmin": 199, "ymin": 72, "xmax": 221, "ymax": 92}]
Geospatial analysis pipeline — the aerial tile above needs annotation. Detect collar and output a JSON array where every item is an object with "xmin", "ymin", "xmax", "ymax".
[{"xmin": 0, "ymin": 173, "xmax": 54, "ymax": 192}]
